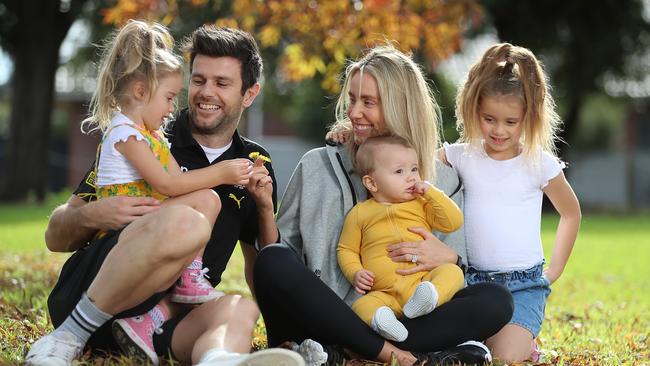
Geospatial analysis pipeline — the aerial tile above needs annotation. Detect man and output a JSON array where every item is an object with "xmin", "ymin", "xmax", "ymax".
[{"xmin": 26, "ymin": 25, "xmax": 302, "ymax": 366}]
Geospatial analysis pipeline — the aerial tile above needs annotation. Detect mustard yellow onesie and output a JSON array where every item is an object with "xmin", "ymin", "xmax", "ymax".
[{"xmin": 337, "ymin": 186, "xmax": 465, "ymax": 325}]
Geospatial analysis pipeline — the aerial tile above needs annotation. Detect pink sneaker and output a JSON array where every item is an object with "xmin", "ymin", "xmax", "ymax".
[
  {"xmin": 170, "ymin": 266, "xmax": 224, "ymax": 304},
  {"xmin": 530, "ymin": 338, "xmax": 541, "ymax": 362},
  {"xmin": 112, "ymin": 307, "xmax": 166, "ymax": 365}
]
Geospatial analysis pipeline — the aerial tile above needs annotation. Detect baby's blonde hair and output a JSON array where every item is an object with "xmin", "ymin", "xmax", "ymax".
[
  {"xmin": 330, "ymin": 45, "xmax": 441, "ymax": 182},
  {"xmin": 356, "ymin": 135, "xmax": 414, "ymax": 176},
  {"xmin": 81, "ymin": 19, "xmax": 182, "ymax": 134},
  {"xmin": 455, "ymin": 43, "xmax": 562, "ymax": 159}
]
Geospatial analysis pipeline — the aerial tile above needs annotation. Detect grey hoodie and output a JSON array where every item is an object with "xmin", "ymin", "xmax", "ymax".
[{"xmin": 274, "ymin": 143, "xmax": 467, "ymax": 306}]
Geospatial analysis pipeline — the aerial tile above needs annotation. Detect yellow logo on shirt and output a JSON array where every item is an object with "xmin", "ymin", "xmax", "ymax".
[
  {"xmin": 229, "ymin": 193, "xmax": 245, "ymax": 209},
  {"xmin": 86, "ymin": 170, "xmax": 97, "ymax": 188}
]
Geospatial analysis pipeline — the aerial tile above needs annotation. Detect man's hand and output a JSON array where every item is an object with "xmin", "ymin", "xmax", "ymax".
[
  {"xmin": 353, "ymin": 269, "xmax": 375, "ymax": 294},
  {"xmin": 386, "ymin": 227, "xmax": 457, "ymax": 275},
  {"xmin": 246, "ymin": 157, "xmax": 273, "ymax": 211},
  {"xmin": 86, "ymin": 196, "xmax": 161, "ymax": 231},
  {"xmin": 45, "ymin": 195, "xmax": 161, "ymax": 252}
]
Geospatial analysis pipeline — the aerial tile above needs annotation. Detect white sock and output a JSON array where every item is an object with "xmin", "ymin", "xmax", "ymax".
[
  {"xmin": 294, "ymin": 339, "xmax": 328, "ymax": 366},
  {"xmin": 55, "ymin": 292, "xmax": 112, "ymax": 344}
]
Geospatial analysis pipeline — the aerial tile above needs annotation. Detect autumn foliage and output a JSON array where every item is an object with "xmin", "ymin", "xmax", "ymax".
[{"xmin": 102, "ymin": 0, "xmax": 482, "ymax": 91}]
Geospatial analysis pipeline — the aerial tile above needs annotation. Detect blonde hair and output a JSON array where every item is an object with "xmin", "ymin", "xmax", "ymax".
[
  {"xmin": 455, "ymin": 43, "xmax": 562, "ymax": 159},
  {"xmin": 356, "ymin": 135, "xmax": 413, "ymax": 176},
  {"xmin": 330, "ymin": 45, "xmax": 441, "ymax": 182},
  {"xmin": 81, "ymin": 19, "xmax": 182, "ymax": 134}
]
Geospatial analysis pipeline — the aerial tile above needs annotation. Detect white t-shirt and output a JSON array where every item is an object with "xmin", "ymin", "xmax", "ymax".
[
  {"xmin": 201, "ymin": 142, "xmax": 232, "ymax": 163},
  {"xmin": 96, "ymin": 113, "xmax": 167, "ymax": 186},
  {"xmin": 444, "ymin": 142, "xmax": 565, "ymax": 271}
]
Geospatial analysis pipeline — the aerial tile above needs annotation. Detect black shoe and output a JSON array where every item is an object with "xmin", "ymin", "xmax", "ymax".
[
  {"xmin": 414, "ymin": 341, "xmax": 492, "ymax": 365},
  {"xmin": 323, "ymin": 344, "xmax": 349, "ymax": 366}
]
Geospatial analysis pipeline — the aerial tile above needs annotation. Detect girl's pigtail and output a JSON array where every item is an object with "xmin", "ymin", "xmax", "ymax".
[
  {"xmin": 514, "ymin": 49, "xmax": 562, "ymax": 158},
  {"xmin": 81, "ymin": 20, "xmax": 180, "ymax": 135}
]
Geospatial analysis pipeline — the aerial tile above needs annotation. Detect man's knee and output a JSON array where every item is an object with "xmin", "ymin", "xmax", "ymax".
[
  {"xmin": 235, "ymin": 296, "xmax": 260, "ymax": 322},
  {"xmin": 203, "ymin": 295, "xmax": 259, "ymax": 328}
]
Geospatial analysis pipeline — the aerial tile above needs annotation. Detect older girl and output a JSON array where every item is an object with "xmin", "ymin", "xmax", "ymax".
[{"xmin": 442, "ymin": 43, "xmax": 581, "ymax": 362}]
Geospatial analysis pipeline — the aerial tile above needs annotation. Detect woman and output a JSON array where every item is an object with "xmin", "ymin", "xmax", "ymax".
[{"xmin": 254, "ymin": 46, "xmax": 513, "ymax": 365}]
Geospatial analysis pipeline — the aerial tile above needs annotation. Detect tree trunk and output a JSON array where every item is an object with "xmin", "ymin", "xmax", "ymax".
[
  {"xmin": 1, "ymin": 44, "xmax": 59, "ymax": 202},
  {"xmin": 0, "ymin": 0, "xmax": 88, "ymax": 202}
]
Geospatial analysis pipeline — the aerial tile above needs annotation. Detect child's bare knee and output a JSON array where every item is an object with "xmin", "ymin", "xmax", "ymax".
[
  {"xmin": 193, "ymin": 189, "xmax": 221, "ymax": 223},
  {"xmin": 157, "ymin": 206, "xmax": 211, "ymax": 254}
]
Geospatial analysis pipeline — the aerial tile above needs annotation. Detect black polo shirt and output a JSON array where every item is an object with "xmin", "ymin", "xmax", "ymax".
[{"xmin": 73, "ymin": 109, "xmax": 278, "ymax": 286}]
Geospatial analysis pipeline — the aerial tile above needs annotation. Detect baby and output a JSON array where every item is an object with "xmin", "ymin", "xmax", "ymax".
[{"xmin": 337, "ymin": 136, "xmax": 465, "ymax": 342}]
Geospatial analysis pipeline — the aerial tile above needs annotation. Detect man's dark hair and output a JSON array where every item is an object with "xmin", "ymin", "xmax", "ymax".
[{"xmin": 183, "ymin": 25, "xmax": 263, "ymax": 94}]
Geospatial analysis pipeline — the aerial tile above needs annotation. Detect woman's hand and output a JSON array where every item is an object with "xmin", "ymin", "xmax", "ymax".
[
  {"xmin": 353, "ymin": 269, "xmax": 375, "ymax": 294},
  {"xmin": 386, "ymin": 227, "xmax": 458, "ymax": 275}
]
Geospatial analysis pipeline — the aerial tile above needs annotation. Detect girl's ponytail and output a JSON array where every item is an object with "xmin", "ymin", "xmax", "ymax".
[{"xmin": 82, "ymin": 20, "xmax": 182, "ymax": 134}]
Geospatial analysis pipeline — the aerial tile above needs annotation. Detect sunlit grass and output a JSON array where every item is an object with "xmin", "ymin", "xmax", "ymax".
[{"xmin": 1, "ymin": 196, "xmax": 648, "ymax": 365}]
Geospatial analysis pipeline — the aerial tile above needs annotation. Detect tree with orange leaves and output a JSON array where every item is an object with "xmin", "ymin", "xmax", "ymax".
[{"xmin": 101, "ymin": 0, "xmax": 482, "ymax": 92}]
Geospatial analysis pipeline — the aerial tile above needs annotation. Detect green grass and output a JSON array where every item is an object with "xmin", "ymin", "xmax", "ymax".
[
  {"xmin": 1, "ymin": 197, "xmax": 648, "ymax": 365},
  {"xmin": 539, "ymin": 214, "xmax": 650, "ymax": 365}
]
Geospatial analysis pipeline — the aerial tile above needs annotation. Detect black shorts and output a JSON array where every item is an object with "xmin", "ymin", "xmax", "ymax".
[{"xmin": 47, "ymin": 229, "xmax": 168, "ymax": 354}]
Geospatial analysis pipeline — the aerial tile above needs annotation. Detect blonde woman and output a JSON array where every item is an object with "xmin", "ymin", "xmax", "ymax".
[{"xmin": 254, "ymin": 46, "xmax": 513, "ymax": 365}]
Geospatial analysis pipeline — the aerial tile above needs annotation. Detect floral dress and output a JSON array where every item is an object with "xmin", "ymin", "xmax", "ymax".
[{"xmin": 96, "ymin": 123, "xmax": 170, "ymax": 202}]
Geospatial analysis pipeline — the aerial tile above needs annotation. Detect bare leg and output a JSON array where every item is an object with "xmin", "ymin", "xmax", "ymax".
[
  {"xmin": 161, "ymin": 189, "xmax": 220, "ymax": 258},
  {"xmin": 486, "ymin": 324, "xmax": 534, "ymax": 363},
  {"xmin": 87, "ymin": 205, "xmax": 212, "ymax": 314},
  {"xmin": 168, "ymin": 295, "xmax": 260, "ymax": 364},
  {"xmin": 161, "ymin": 189, "xmax": 221, "ymax": 227}
]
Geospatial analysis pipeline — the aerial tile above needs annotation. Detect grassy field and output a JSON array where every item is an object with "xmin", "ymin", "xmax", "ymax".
[{"xmin": 0, "ymin": 195, "xmax": 648, "ymax": 365}]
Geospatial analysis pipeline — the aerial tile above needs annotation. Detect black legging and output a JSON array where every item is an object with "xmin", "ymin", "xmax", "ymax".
[{"xmin": 254, "ymin": 246, "xmax": 513, "ymax": 359}]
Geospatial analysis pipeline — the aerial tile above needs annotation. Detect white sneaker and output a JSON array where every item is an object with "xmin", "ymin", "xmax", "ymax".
[
  {"xmin": 403, "ymin": 281, "xmax": 438, "ymax": 319},
  {"xmin": 25, "ymin": 331, "xmax": 84, "ymax": 366},
  {"xmin": 290, "ymin": 339, "xmax": 328, "ymax": 366},
  {"xmin": 197, "ymin": 348, "xmax": 305, "ymax": 366},
  {"xmin": 371, "ymin": 306, "xmax": 408, "ymax": 342}
]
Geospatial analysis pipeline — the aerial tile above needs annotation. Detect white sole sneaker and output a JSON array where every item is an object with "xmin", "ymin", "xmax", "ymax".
[
  {"xmin": 169, "ymin": 290, "xmax": 225, "ymax": 304},
  {"xmin": 403, "ymin": 281, "xmax": 438, "ymax": 319},
  {"xmin": 457, "ymin": 340, "xmax": 492, "ymax": 363},
  {"xmin": 112, "ymin": 319, "xmax": 159, "ymax": 365},
  {"xmin": 371, "ymin": 306, "xmax": 408, "ymax": 342},
  {"xmin": 238, "ymin": 348, "xmax": 305, "ymax": 366}
]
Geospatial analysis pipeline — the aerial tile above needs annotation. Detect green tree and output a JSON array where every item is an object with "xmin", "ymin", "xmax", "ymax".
[
  {"xmin": 0, "ymin": 0, "xmax": 89, "ymax": 202},
  {"xmin": 482, "ymin": 0, "xmax": 650, "ymax": 159}
]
